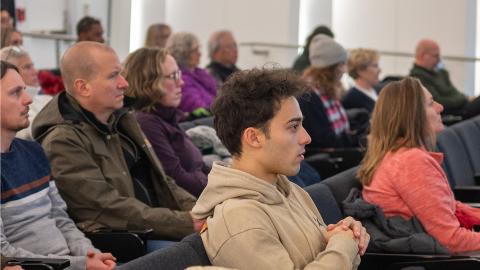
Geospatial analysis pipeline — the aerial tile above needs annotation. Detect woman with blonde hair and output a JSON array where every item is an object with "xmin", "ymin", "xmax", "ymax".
[
  {"xmin": 342, "ymin": 48, "xmax": 381, "ymax": 114},
  {"xmin": 299, "ymin": 34, "xmax": 360, "ymax": 151},
  {"xmin": 358, "ymin": 77, "xmax": 480, "ymax": 254},
  {"xmin": 123, "ymin": 47, "xmax": 208, "ymax": 197}
]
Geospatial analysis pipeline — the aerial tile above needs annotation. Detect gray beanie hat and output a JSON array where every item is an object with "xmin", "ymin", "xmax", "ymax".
[{"xmin": 309, "ymin": 34, "xmax": 347, "ymax": 69}]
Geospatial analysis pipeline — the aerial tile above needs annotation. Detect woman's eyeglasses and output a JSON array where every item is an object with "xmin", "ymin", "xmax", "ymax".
[{"xmin": 163, "ymin": 69, "xmax": 182, "ymax": 82}]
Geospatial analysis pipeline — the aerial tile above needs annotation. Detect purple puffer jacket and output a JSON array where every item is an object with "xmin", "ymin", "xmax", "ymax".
[{"xmin": 179, "ymin": 67, "xmax": 217, "ymax": 113}]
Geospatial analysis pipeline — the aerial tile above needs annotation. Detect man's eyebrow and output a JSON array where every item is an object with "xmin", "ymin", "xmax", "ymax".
[
  {"xmin": 8, "ymin": 85, "xmax": 24, "ymax": 93},
  {"xmin": 287, "ymin": 117, "xmax": 303, "ymax": 124}
]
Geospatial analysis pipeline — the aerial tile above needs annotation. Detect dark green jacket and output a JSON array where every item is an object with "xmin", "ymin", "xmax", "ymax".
[
  {"xmin": 409, "ymin": 64, "xmax": 467, "ymax": 112},
  {"xmin": 32, "ymin": 92, "xmax": 196, "ymax": 239}
]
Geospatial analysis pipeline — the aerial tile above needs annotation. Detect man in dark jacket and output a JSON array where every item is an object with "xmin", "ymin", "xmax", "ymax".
[
  {"xmin": 32, "ymin": 42, "xmax": 199, "ymax": 239},
  {"xmin": 205, "ymin": 30, "xmax": 240, "ymax": 89},
  {"xmin": 409, "ymin": 39, "xmax": 480, "ymax": 117}
]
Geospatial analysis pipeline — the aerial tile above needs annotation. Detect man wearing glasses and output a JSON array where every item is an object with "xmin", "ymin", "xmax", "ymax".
[{"xmin": 32, "ymin": 42, "xmax": 200, "ymax": 241}]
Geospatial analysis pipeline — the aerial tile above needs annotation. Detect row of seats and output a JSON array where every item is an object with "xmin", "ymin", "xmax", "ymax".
[{"xmin": 436, "ymin": 115, "xmax": 480, "ymax": 202}]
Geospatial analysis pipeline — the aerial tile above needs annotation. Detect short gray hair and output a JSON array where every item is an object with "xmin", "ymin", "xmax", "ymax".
[
  {"xmin": 208, "ymin": 30, "xmax": 232, "ymax": 59},
  {"xmin": 166, "ymin": 32, "xmax": 198, "ymax": 68},
  {"xmin": 0, "ymin": 46, "xmax": 29, "ymax": 65}
]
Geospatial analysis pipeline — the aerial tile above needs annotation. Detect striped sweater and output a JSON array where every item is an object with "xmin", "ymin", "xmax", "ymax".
[{"xmin": 1, "ymin": 139, "xmax": 96, "ymax": 270}]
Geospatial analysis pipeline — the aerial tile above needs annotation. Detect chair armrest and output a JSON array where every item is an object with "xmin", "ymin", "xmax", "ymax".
[
  {"xmin": 305, "ymin": 153, "xmax": 343, "ymax": 179},
  {"xmin": 85, "ymin": 229, "xmax": 153, "ymax": 263},
  {"xmin": 474, "ymin": 174, "xmax": 480, "ymax": 185},
  {"xmin": 387, "ymin": 258, "xmax": 480, "ymax": 270},
  {"xmin": 6, "ymin": 258, "xmax": 70, "ymax": 270},
  {"xmin": 453, "ymin": 186, "xmax": 480, "ymax": 203},
  {"xmin": 305, "ymin": 148, "xmax": 364, "ymax": 179}
]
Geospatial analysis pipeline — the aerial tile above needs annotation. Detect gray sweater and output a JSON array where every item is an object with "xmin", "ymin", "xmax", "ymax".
[{"xmin": 1, "ymin": 139, "xmax": 97, "ymax": 270}]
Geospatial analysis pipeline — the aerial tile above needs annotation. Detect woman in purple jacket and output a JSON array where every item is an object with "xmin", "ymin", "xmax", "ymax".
[
  {"xmin": 167, "ymin": 32, "xmax": 217, "ymax": 116},
  {"xmin": 123, "ymin": 47, "xmax": 208, "ymax": 197}
]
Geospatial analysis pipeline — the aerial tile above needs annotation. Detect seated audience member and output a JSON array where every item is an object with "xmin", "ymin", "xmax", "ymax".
[
  {"xmin": 144, "ymin": 23, "xmax": 172, "ymax": 48},
  {"xmin": 0, "ymin": 46, "xmax": 51, "ymax": 140},
  {"xmin": 31, "ymin": 42, "xmax": 197, "ymax": 239},
  {"xmin": 191, "ymin": 68, "xmax": 369, "ymax": 269},
  {"xmin": 76, "ymin": 16, "xmax": 104, "ymax": 43},
  {"xmin": 292, "ymin": 25, "xmax": 334, "ymax": 73},
  {"xmin": 123, "ymin": 47, "xmax": 208, "ymax": 197},
  {"xmin": 1, "ymin": 9, "xmax": 13, "ymax": 31},
  {"xmin": 0, "ymin": 60, "xmax": 116, "ymax": 270},
  {"xmin": 299, "ymin": 34, "xmax": 360, "ymax": 150},
  {"xmin": 358, "ymin": 77, "xmax": 480, "ymax": 254},
  {"xmin": 167, "ymin": 32, "xmax": 217, "ymax": 117},
  {"xmin": 1, "ymin": 27, "xmax": 22, "ymax": 48},
  {"xmin": 409, "ymin": 39, "xmax": 480, "ymax": 118},
  {"xmin": 342, "ymin": 48, "xmax": 381, "ymax": 114},
  {"xmin": 205, "ymin": 30, "xmax": 240, "ymax": 88}
]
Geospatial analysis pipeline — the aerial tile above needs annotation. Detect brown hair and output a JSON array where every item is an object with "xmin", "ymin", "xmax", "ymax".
[
  {"xmin": 144, "ymin": 23, "xmax": 171, "ymax": 48},
  {"xmin": 348, "ymin": 48, "xmax": 379, "ymax": 79},
  {"xmin": 212, "ymin": 68, "xmax": 309, "ymax": 156},
  {"xmin": 122, "ymin": 47, "xmax": 168, "ymax": 112},
  {"xmin": 1, "ymin": 60, "xmax": 19, "ymax": 79},
  {"xmin": 302, "ymin": 63, "xmax": 343, "ymax": 99},
  {"xmin": 357, "ymin": 77, "xmax": 434, "ymax": 185}
]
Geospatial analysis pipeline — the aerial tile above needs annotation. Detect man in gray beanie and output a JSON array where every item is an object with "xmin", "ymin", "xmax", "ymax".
[{"xmin": 308, "ymin": 34, "xmax": 347, "ymax": 69}]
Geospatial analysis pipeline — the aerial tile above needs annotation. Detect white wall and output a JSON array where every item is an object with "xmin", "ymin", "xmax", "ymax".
[
  {"xmin": 14, "ymin": 0, "xmax": 480, "ymax": 92},
  {"xmin": 333, "ymin": 0, "xmax": 477, "ymax": 95},
  {"xmin": 15, "ymin": 0, "xmax": 67, "ymax": 69},
  {"xmin": 298, "ymin": 0, "xmax": 332, "ymax": 46},
  {"xmin": 163, "ymin": 0, "xmax": 300, "ymax": 69},
  {"xmin": 16, "ymin": 0, "xmax": 111, "ymax": 69},
  {"xmin": 129, "ymin": 0, "xmax": 166, "ymax": 52}
]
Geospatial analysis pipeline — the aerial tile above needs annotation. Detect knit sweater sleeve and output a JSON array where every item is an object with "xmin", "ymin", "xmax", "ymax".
[
  {"xmin": 1, "ymin": 216, "xmax": 86, "ymax": 270},
  {"xmin": 48, "ymin": 181, "xmax": 98, "ymax": 255},
  {"xmin": 392, "ymin": 150, "xmax": 480, "ymax": 253}
]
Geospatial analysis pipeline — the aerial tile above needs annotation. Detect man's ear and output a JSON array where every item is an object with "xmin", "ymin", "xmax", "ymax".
[
  {"xmin": 242, "ymin": 127, "xmax": 264, "ymax": 149},
  {"xmin": 73, "ymin": 78, "xmax": 90, "ymax": 97}
]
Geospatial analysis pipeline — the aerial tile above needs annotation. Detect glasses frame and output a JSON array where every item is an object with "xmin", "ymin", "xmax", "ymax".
[{"xmin": 163, "ymin": 69, "xmax": 182, "ymax": 82}]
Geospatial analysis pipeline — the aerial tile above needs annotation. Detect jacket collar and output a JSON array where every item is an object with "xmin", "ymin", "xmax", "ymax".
[
  {"xmin": 151, "ymin": 104, "xmax": 183, "ymax": 124},
  {"xmin": 413, "ymin": 64, "xmax": 436, "ymax": 75},
  {"xmin": 60, "ymin": 92, "xmax": 135, "ymax": 135}
]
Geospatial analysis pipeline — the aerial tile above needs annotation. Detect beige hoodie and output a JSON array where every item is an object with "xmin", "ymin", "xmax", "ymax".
[{"xmin": 192, "ymin": 162, "xmax": 360, "ymax": 270}]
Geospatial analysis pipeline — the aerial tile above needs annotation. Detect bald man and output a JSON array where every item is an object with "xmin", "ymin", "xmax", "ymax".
[
  {"xmin": 31, "ymin": 42, "xmax": 197, "ymax": 240},
  {"xmin": 409, "ymin": 39, "xmax": 468, "ymax": 116}
]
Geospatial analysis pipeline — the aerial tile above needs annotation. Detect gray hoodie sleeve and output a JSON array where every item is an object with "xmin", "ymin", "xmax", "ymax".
[
  {"xmin": 48, "ymin": 181, "xmax": 99, "ymax": 255},
  {"xmin": 1, "ymin": 217, "xmax": 87, "ymax": 270}
]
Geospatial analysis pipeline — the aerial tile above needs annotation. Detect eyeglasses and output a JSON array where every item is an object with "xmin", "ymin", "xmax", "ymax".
[{"xmin": 163, "ymin": 69, "xmax": 182, "ymax": 82}]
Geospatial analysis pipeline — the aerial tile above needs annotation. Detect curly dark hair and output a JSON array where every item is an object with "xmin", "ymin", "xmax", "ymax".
[{"xmin": 212, "ymin": 68, "xmax": 309, "ymax": 156}]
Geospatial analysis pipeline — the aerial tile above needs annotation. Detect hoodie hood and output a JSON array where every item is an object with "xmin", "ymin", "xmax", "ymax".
[
  {"xmin": 192, "ymin": 161, "xmax": 292, "ymax": 219},
  {"xmin": 32, "ymin": 92, "xmax": 73, "ymax": 141}
]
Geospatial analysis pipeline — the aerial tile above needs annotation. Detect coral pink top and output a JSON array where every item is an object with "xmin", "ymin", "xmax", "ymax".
[{"xmin": 362, "ymin": 147, "xmax": 480, "ymax": 253}]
